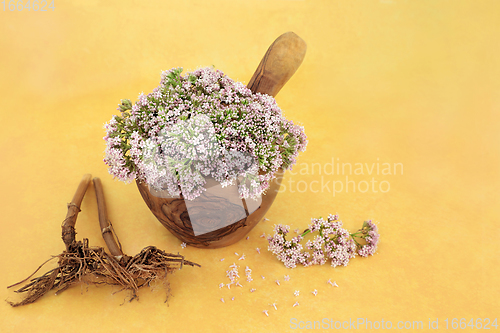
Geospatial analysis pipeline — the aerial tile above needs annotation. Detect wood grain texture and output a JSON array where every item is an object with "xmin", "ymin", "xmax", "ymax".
[
  {"xmin": 136, "ymin": 170, "xmax": 284, "ymax": 248},
  {"xmin": 247, "ymin": 31, "xmax": 307, "ymax": 97}
]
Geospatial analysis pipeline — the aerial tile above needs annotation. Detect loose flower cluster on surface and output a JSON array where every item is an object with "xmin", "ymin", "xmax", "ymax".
[
  {"xmin": 267, "ymin": 215, "xmax": 380, "ymax": 268},
  {"xmin": 104, "ymin": 67, "xmax": 307, "ymax": 200},
  {"xmin": 207, "ymin": 215, "xmax": 381, "ymax": 317}
]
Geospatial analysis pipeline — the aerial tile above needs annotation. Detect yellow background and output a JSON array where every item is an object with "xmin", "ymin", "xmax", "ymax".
[{"xmin": 1, "ymin": 0, "xmax": 499, "ymax": 332}]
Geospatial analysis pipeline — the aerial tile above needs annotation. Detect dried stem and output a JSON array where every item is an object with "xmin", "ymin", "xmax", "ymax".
[
  {"xmin": 92, "ymin": 177, "xmax": 125, "ymax": 260},
  {"xmin": 62, "ymin": 174, "xmax": 92, "ymax": 251}
]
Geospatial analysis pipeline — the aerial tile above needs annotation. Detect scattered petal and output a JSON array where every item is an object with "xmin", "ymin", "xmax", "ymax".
[
  {"xmin": 220, "ymin": 258, "xmax": 225, "ymax": 262},
  {"xmin": 250, "ymin": 288, "xmax": 256, "ymax": 293},
  {"xmin": 180, "ymin": 242, "xmax": 187, "ymax": 249},
  {"xmin": 263, "ymin": 217, "xmax": 269, "ymax": 221},
  {"xmin": 294, "ymin": 290, "xmax": 300, "ymax": 297},
  {"xmin": 236, "ymin": 281, "xmax": 243, "ymax": 287},
  {"xmin": 293, "ymin": 301, "xmax": 300, "ymax": 307},
  {"xmin": 284, "ymin": 275, "xmax": 290, "ymax": 281},
  {"xmin": 219, "ymin": 283, "xmax": 224, "ymax": 288},
  {"xmin": 261, "ymin": 275, "xmax": 265, "ymax": 280},
  {"xmin": 327, "ymin": 279, "xmax": 339, "ymax": 287},
  {"xmin": 246, "ymin": 236, "xmax": 250, "ymax": 240},
  {"xmin": 256, "ymin": 248, "xmax": 261, "ymax": 254},
  {"xmin": 312, "ymin": 289, "xmax": 318, "ymax": 296},
  {"xmin": 231, "ymin": 297, "xmax": 235, "ymax": 301},
  {"xmin": 263, "ymin": 310, "xmax": 269, "ymax": 317},
  {"xmin": 260, "ymin": 233, "xmax": 266, "ymax": 238},
  {"xmin": 294, "ymin": 229, "xmax": 300, "ymax": 234},
  {"xmin": 221, "ymin": 298, "xmax": 225, "ymax": 303},
  {"xmin": 238, "ymin": 254, "xmax": 246, "ymax": 260},
  {"xmin": 275, "ymin": 280, "xmax": 280, "ymax": 286},
  {"xmin": 235, "ymin": 252, "xmax": 239, "ymax": 256},
  {"xmin": 270, "ymin": 303, "xmax": 277, "ymax": 310}
]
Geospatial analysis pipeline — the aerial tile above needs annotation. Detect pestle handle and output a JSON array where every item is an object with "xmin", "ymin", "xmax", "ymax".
[{"xmin": 247, "ymin": 32, "xmax": 307, "ymax": 97}]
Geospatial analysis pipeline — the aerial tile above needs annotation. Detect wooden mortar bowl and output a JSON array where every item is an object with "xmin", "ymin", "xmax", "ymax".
[
  {"xmin": 137, "ymin": 32, "xmax": 306, "ymax": 248},
  {"xmin": 137, "ymin": 170, "xmax": 284, "ymax": 248}
]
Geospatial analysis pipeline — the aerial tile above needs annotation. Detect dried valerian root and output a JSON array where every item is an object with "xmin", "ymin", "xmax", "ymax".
[{"xmin": 7, "ymin": 174, "xmax": 200, "ymax": 307}]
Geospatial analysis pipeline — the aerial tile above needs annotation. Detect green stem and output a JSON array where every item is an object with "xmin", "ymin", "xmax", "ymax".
[
  {"xmin": 352, "ymin": 237, "xmax": 362, "ymax": 248},
  {"xmin": 350, "ymin": 230, "xmax": 366, "ymax": 238},
  {"xmin": 301, "ymin": 229, "xmax": 311, "ymax": 237}
]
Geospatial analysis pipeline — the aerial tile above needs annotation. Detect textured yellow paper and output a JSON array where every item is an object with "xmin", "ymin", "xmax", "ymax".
[{"xmin": 0, "ymin": 1, "xmax": 499, "ymax": 332}]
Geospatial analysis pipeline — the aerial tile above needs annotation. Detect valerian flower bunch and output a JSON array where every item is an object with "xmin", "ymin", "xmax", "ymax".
[
  {"xmin": 267, "ymin": 215, "xmax": 379, "ymax": 268},
  {"xmin": 104, "ymin": 67, "xmax": 307, "ymax": 200}
]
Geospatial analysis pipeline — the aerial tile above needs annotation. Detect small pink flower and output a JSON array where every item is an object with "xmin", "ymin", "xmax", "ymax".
[
  {"xmin": 312, "ymin": 289, "xmax": 318, "ymax": 296},
  {"xmin": 284, "ymin": 275, "xmax": 290, "ymax": 281},
  {"xmin": 256, "ymin": 248, "xmax": 261, "ymax": 254},
  {"xmin": 221, "ymin": 298, "xmax": 225, "ymax": 303},
  {"xmin": 294, "ymin": 290, "xmax": 299, "ymax": 296},
  {"xmin": 219, "ymin": 283, "xmax": 224, "ymax": 288},
  {"xmin": 263, "ymin": 310, "xmax": 269, "ymax": 317},
  {"xmin": 238, "ymin": 254, "xmax": 246, "ymax": 260},
  {"xmin": 220, "ymin": 258, "xmax": 225, "ymax": 261},
  {"xmin": 180, "ymin": 242, "xmax": 187, "ymax": 249},
  {"xmin": 293, "ymin": 302, "xmax": 299, "ymax": 307},
  {"xmin": 250, "ymin": 288, "xmax": 256, "ymax": 293},
  {"xmin": 275, "ymin": 280, "xmax": 280, "ymax": 286}
]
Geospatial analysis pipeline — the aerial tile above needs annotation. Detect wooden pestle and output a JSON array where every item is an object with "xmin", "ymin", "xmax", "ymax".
[{"xmin": 247, "ymin": 31, "xmax": 307, "ymax": 97}]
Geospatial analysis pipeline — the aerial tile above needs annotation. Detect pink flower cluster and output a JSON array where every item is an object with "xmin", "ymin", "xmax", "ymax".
[
  {"xmin": 356, "ymin": 220, "xmax": 380, "ymax": 257},
  {"xmin": 267, "ymin": 224, "xmax": 308, "ymax": 268},
  {"xmin": 103, "ymin": 67, "xmax": 307, "ymax": 200},
  {"xmin": 267, "ymin": 215, "xmax": 380, "ymax": 268}
]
